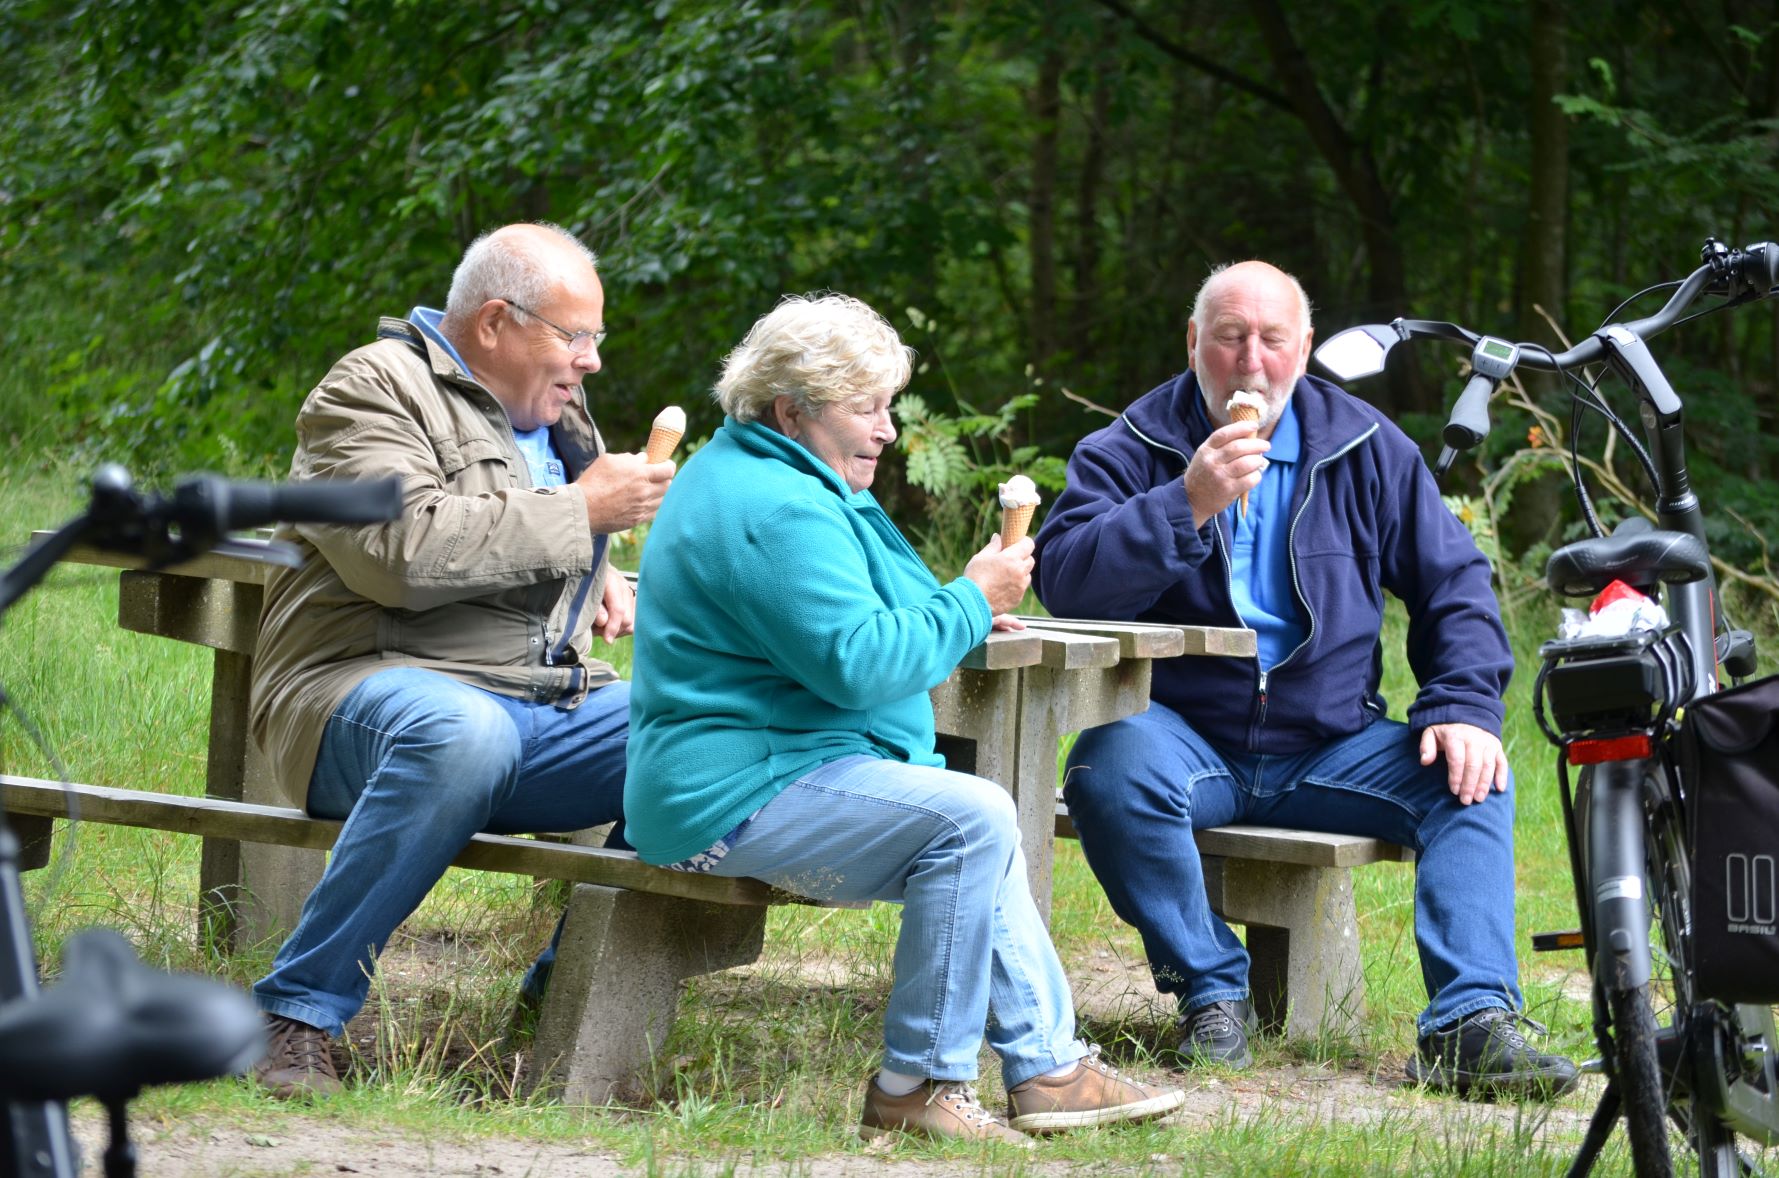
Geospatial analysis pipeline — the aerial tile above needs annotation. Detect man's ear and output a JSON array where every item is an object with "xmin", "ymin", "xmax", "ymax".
[
  {"xmin": 472, "ymin": 299, "xmax": 509, "ymax": 349},
  {"xmin": 1185, "ymin": 319, "xmax": 1198, "ymax": 367}
]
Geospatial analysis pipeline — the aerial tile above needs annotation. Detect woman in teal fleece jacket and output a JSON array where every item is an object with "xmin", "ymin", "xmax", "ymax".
[{"xmin": 626, "ymin": 295, "xmax": 1182, "ymax": 1144}]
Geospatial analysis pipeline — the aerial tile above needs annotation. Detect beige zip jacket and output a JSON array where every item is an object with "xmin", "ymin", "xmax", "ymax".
[{"xmin": 251, "ymin": 317, "xmax": 619, "ymax": 805}]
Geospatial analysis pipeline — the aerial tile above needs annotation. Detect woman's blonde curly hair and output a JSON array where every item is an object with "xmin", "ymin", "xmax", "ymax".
[{"xmin": 715, "ymin": 293, "xmax": 914, "ymax": 423}]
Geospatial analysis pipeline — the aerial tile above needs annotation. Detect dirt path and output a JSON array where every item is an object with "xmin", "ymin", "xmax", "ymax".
[
  {"xmin": 63, "ymin": 938, "xmax": 1602, "ymax": 1174},
  {"xmin": 72, "ymin": 1065, "xmax": 1602, "ymax": 1177}
]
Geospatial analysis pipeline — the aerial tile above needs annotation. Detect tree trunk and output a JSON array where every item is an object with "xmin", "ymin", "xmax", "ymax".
[
  {"xmin": 1071, "ymin": 47, "xmax": 1113, "ymax": 364},
  {"xmin": 1246, "ymin": 0, "xmax": 1422, "ymax": 415},
  {"xmin": 1518, "ymin": 0, "xmax": 1570, "ymax": 353},
  {"xmin": 1030, "ymin": 45, "xmax": 1063, "ymax": 372}
]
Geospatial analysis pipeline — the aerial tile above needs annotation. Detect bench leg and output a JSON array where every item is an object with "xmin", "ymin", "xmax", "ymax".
[
  {"xmin": 1204, "ymin": 857, "xmax": 1367, "ymax": 1043},
  {"xmin": 524, "ymin": 884, "xmax": 767, "ymax": 1105},
  {"xmin": 198, "ymin": 647, "xmax": 324, "ymax": 953},
  {"xmin": 11, "ymin": 814, "xmax": 53, "ymax": 872}
]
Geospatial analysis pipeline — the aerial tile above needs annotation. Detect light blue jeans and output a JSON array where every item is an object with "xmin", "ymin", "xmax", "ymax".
[
  {"xmin": 1064, "ymin": 703, "xmax": 1523, "ymax": 1036},
  {"xmin": 702, "ymin": 755, "xmax": 1088, "ymax": 1089},
  {"xmin": 253, "ymin": 668, "xmax": 630, "ymax": 1036}
]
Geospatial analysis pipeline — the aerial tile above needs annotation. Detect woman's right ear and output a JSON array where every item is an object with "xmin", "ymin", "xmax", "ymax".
[{"xmin": 770, "ymin": 395, "xmax": 802, "ymax": 439}]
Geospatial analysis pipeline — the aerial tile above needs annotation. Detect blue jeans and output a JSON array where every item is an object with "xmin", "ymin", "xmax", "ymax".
[
  {"xmin": 1064, "ymin": 703, "xmax": 1522, "ymax": 1035},
  {"xmin": 703, "ymin": 755, "xmax": 1088, "ymax": 1088},
  {"xmin": 253, "ymin": 669, "xmax": 630, "ymax": 1036}
]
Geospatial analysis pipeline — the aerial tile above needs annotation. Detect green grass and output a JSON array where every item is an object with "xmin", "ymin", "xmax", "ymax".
[{"xmin": 4, "ymin": 453, "xmax": 1775, "ymax": 1174}]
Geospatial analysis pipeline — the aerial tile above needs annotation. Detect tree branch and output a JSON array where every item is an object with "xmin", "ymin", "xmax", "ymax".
[{"xmin": 1090, "ymin": 0, "xmax": 1295, "ymax": 114}]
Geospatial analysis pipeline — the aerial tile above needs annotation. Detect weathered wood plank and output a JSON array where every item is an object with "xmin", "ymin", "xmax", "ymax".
[
  {"xmin": 47, "ymin": 536, "xmax": 279, "ymax": 585},
  {"xmin": 1177, "ymin": 625, "xmax": 1258, "ymax": 658},
  {"xmin": 1054, "ymin": 800, "xmax": 1412, "ymax": 867},
  {"xmin": 1022, "ymin": 628, "xmax": 1120, "ymax": 670},
  {"xmin": 1009, "ymin": 617, "xmax": 1188, "ymax": 659},
  {"xmin": 1, "ymin": 775, "xmax": 797, "ymax": 908},
  {"xmin": 957, "ymin": 630, "xmax": 1044, "ymax": 671}
]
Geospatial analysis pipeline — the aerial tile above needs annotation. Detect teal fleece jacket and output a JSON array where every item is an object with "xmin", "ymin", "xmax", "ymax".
[{"xmin": 624, "ymin": 417, "xmax": 994, "ymax": 865}]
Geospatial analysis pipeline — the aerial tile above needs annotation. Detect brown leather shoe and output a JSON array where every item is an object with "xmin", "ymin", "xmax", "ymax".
[
  {"xmin": 859, "ymin": 1078, "xmax": 1032, "ymax": 1146},
  {"xmin": 253, "ymin": 1014, "xmax": 343, "ymax": 1099},
  {"xmin": 1007, "ymin": 1045, "xmax": 1185, "ymax": 1134}
]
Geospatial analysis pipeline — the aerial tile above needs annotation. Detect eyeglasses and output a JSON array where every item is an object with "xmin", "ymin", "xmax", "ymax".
[{"xmin": 502, "ymin": 298, "xmax": 607, "ymax": 353}]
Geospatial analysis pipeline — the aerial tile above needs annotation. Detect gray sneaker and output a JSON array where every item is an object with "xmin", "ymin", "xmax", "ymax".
[
  {"xmin": 1406, "ymin": 1008, "xmax": 1579, "ymax": 1100},
  {"xmin": 1176, "ymin": 998, "xmax": 1257, "ymax": 1068},
  {"xmin": 253, "ymin": 1013, "xmax": 343, "ymax": 1099}
]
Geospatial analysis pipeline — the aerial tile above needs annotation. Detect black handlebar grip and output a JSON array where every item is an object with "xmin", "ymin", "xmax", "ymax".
[
  {"xmin": 1441, "ymin": 372, "xmax": 1496, "ymax": 451},
  {"xmin": 173, "ymin": 475, "xmax": 403, "ymax": 534},
  {"xmin": 1755, "ymin": 241, "xmax": 1779, "ymax": 289}
]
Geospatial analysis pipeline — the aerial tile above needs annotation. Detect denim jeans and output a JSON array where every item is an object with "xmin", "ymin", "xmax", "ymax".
[
  {"xmin": 1064, "ymin": 702, "xmax": 1522, "ymax": 1035},
  {"xmin": 703, "ymin": 755, "xmax": 1088, "ymax": 1089},
  {"xmin": 253, "ymin": 668, "xmax": 630, "ymax": 1036}
]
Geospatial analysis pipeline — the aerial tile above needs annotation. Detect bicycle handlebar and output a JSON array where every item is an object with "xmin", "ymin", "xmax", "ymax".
[
  {"xmin": 0, "ymin": 466, "xmax": 403, "ymax": 622},
  {"xmin": 1395, "ymin": 238, "xmax": 1777, "ymax": 373},
  {"xmin": 1317, "ymin": 237, "xmax": 1779, "ymax": 471}
]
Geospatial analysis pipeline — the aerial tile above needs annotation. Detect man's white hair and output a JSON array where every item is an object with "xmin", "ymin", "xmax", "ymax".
[
  {"xmin": 440, "ymin": 223, "xmax": 598, "ymax": 334},
  {"xmin": 1190, "ymin": 261, "xmax": 1314, "ymax": 335},
  {"xmin": 715, "ymin": 293, "xmax": 914, "ymax": 423}
]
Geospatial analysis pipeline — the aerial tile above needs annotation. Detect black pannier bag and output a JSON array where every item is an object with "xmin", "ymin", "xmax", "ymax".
[{"xmin": 1680, "ymin": 672, "xmax": 1779, "ymax": 1004}]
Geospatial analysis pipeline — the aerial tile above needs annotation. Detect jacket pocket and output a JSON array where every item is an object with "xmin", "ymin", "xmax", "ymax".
[{"xmin": 432, "ymin": 432, "xmax": 512, "ymax": 485}]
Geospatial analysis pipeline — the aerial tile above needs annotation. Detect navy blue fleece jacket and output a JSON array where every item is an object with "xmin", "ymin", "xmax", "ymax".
[{"xmin": 1034, "ymin": 370, "xmax": 1510, "ymax": 754}]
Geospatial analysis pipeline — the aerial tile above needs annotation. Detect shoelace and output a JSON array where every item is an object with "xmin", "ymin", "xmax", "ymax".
[
  {"xmin": 274, "ymin": 1022, "xmax": 335, "ymax": 1074},
  {"xmin": 1476, "ymin": 1008, "xmax": 1549, "ymax": 1049},
  {"xmin": 931, "ymin": 1083, "xmax": 1007, "ymax": 1127},
  {"xmin": 1077, "ymin": 1042, "xmax": 1127, "ymax": 1080},
  {"xmin": 1182, "ymin": 1002, "xmax": 1239, "ymax": 1041}
]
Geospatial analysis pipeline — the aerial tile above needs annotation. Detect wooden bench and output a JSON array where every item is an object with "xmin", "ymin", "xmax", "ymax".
[
  {"xmin": 1054, "ymin": 801, "xmax": 1412, "ymax": 1042},
  {"xmin": 24, "ymin": 531, "xmax": 1409, "ymax": 1070},
  {"xmin": 13, "ymin": 540, "xmax": 1188, "ymax": 1102},
  {"xmin": 2, "ymin": 769, "xmax": 842, "ymax": 1105}
]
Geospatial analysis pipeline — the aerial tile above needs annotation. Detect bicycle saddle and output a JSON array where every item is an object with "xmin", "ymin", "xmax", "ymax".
[
  {"xmin": 0, "ymin": 927, "xmax": 264, "ymax": 1103},
  {"xmin": 1545, "ymin": 528, "xmax": 1710, "ymax": 597}
]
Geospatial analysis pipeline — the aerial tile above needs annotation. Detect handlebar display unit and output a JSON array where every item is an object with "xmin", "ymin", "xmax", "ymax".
[{"xmin": 1469, "ymin": 336, "xmax": 1519, "ymax": 380}]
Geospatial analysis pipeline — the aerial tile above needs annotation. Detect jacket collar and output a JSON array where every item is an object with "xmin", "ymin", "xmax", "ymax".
[
  {"xmin": 1120, "ymin": 369, "xmax": 1378, "ymax": 466},
  {"xmin": 376, "ymin": 316, "xmax": 482, "ymax": 389},
  {"xmin": 724, "ymin": 415, "xmax": 876, "ymax": 505}
]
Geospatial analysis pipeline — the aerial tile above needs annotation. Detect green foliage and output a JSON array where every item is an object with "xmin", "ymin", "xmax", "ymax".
[
  {"xmin": 895, "ymin": 387, "xmax": 1065, "ymax": 573},
  {"xmin": 1, "ymin": 0, "xmax": 1776, "ymax": 541}
]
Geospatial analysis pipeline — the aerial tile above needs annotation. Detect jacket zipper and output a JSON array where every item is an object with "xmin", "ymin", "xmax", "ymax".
[{"xmin": 1228, "ymin": 424, "xmax": 1379, "ymax": 748}]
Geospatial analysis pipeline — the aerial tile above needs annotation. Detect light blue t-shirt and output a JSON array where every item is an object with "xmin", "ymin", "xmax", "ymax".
[
  {"xmin": 511, "ymin": 426, "xmax": 568, "ymax": 488},
  {"xmin": 409, "ymin": 305, "xmax": 566, "ymax": 488},
  {"xmin": 1225, "ymin": 400, "xmax": 1308, "ymax": 670}
]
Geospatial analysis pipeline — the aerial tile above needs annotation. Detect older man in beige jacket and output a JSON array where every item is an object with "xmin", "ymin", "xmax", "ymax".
[{"xmin": 248, "ymin": 223, "xmax": 671, "ymax": 1098}]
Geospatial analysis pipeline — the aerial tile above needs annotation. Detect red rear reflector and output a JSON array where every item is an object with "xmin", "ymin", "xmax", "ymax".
[{"xmin": 1568, "ymin": 734, "xmax": 1654, "ymax": 764}]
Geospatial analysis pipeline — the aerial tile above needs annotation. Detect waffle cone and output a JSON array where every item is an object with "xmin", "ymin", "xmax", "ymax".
[
  {"xmin": 999, "ymin": 502, "xmax": 1036, "ymax": 547},
  {"xmin": 1228, "ymin": 403, "xmax": 1261, "ymax": 518},
  {"xmin": 645, "ymin": 425, "xmax": 683, "ymax": 464}
]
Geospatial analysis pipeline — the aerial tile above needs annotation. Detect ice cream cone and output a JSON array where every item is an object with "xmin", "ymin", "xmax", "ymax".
[
  {"xmin": 645, "ymin": 425, "xmax": 682, "ymax": 464},
  {"xmin": 645, "ymin": 405, "xmax": 685, "ymax": 464},
  {"xmin": 996, "ymin": 474, "xmax": 1042, "ymax": 548},
  {"xmin": 1226, "ymin": 396, "xmax": 1264, "ymax": 517},
  {"xmin": 999, "ymin": 502, "xmax": 1036, "ymax": 548}
]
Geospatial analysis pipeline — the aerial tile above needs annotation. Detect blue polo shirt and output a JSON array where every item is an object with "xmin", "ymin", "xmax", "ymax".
[
  {"xmin": 409, "ymin": 305, "xmax": 565, "ymax": 488},
  {"xmin": 1224, "ymin": 400, "xmax": 1307, "ymax": 670}
]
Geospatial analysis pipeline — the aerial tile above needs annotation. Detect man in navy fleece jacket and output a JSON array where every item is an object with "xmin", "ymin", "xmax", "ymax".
[{"xmin": 1034, "ymin": 261, "xmax": 1575, "ymax": 1099}]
